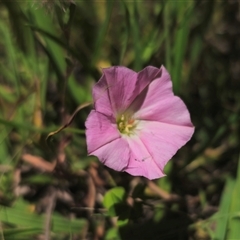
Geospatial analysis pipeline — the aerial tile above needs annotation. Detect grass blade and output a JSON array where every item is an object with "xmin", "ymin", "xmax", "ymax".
[{"xmin": 227, "ymin": 157, "xmax": 240, "ymax": 239}]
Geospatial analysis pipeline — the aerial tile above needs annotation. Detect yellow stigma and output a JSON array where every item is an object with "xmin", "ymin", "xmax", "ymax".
[{"xmin": 117, "ymin": 114, "xmax": 136, "ymax": 135}]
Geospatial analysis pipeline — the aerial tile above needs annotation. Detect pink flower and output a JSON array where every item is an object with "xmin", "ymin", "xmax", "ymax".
[{"xmin": 85, "ymin": 66, "xmax": 194, "ymax": 180}]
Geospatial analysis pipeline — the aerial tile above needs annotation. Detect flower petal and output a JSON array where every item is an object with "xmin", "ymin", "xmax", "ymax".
[
  {"xmin": 92, "ymin": 74, "xmax": 113, "ymax": 117},
  {"xmin": 85, "ymin": 110, "xmax": 120, "ymax": 153},
  {"xmin": 95, "ymin": 66, "xmax": 162, "ymax": 115},
  {"xmin": 90, "ymin": 138, "xmax": 130, "ymax": 171},
  {"xmin": 131, "ymin": 66, "xmax": 193, "ymax": 127},
  {"xmin": 137, "ymin": 120, "xmax": 194, "ymax": 171},
  {"xmin": 102, "ymin": 66, "xmax": 137, "ymax": 114},
  {"xmin": 123, "ymin": 135, "xmax": 165, "ymax": 180}
]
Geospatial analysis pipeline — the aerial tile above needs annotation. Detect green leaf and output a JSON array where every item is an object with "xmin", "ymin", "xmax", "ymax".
[
  {"xmin": 91, "ymin": 0, "xmax": 114, "ymax": 66},
  {"xmin": 212, "ymin": 177, "xmax": 235, "ymax": 240},
  {"xmin": 103, "ymin": 187, "xmax": 126, "ymax": 216},
  {"xmin": 27, "ymin": 7, "xmax": 67, "ymax": 87},
  {"xmin": 0, "ymin": 118, "xmax": 54, "ymax": 134},
  {"xmin": 119, "ymin": 0, "xmax": 130, "ymax": 65},
  {"xmin": 0, "ymin": 199, "xmax": 87, "ymax": 237},
  {"xmin": 130, "ymin": 1, "xmax": 141, "ymax": 71},
  {"xmin": 2, "ymin": 227, "xmax": 42, "ymax": 240},
  {"xmin": 23, "ymin": 175, "xmax": 53, "ymax": 185},
  {"xmin": 228, "ymin": 158, "xmax": 240, "ymax": 239},
  {"xmin": 171, "ymin": 1, "xmax": 194, "ymax": 94},
  {"xmin": 105, "ymin": 228, "xmax": 121, "ymax": 240},
  {"xmin": 164, "ymin": 1, "xmax": 171, "ymax": 72}
]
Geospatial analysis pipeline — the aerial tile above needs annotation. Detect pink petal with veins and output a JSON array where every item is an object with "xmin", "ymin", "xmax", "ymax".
[
  {"xmin": 138, "ymin": 120, "xmax": 194, "ymax": 173},
  {"xmin": 90, "ymin": 138, "xmax": 130, "ymax": 171},
  {"xmin": 124, "ymin": 135, "xmax": 165, "ymax": 180},
  {"xmin": 131, "ymin": 66, "xmax": 193, "ymax": 127},
  {"xmin": 85, "ymin": 110, "xmax": 120, "ymax": 153}
]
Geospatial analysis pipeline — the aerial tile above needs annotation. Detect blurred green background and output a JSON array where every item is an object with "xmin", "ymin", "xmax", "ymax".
[{"xmin": 0, "ymin": 0, "xmax": 240, "ymax": 239}]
